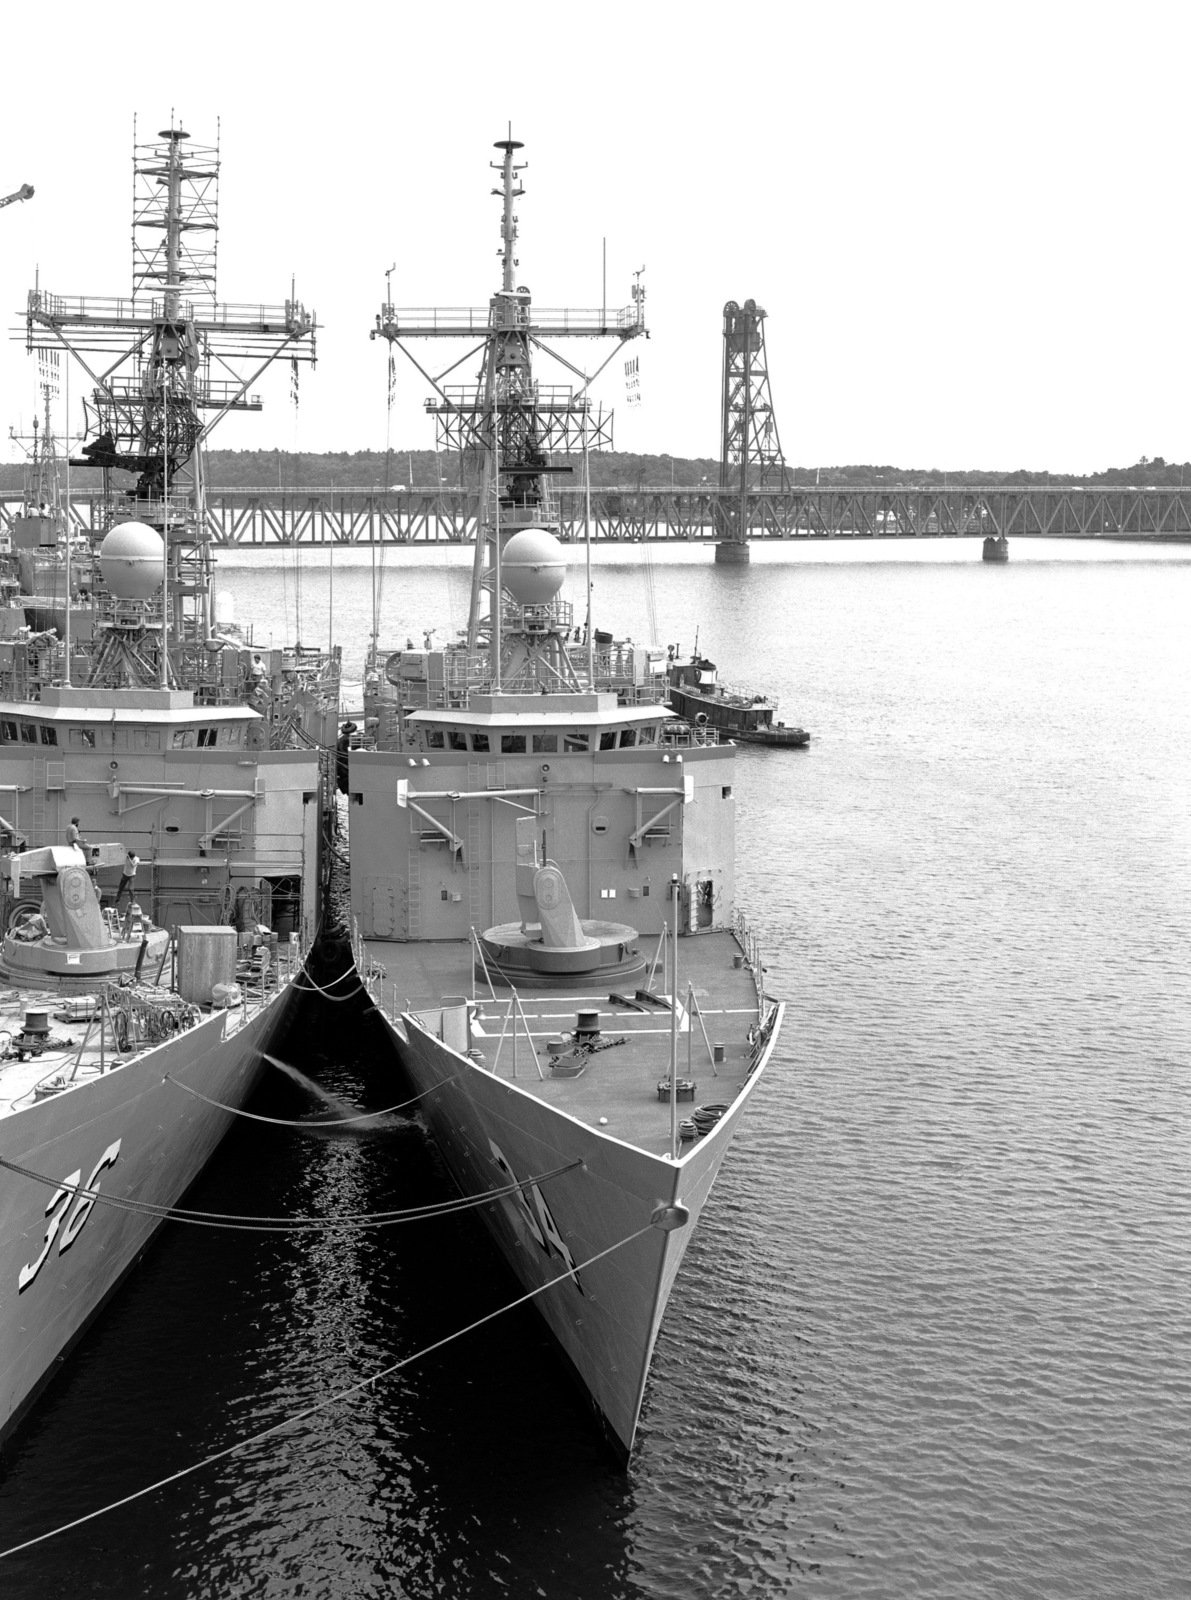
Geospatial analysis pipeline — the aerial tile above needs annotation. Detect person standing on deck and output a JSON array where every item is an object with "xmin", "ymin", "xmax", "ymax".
[{"xmin": 115, "ymin": 850, "xmax": 139, "ymax": 909}]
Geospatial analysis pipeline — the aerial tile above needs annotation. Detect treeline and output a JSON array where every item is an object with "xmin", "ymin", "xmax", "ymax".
[
  {"xmin": 3, "ymin": 449, "xmax": 1190, "ymax": 493},
  {"xmin": 198, "ymin": 449, "xmax": 728, "ymax": 491}
]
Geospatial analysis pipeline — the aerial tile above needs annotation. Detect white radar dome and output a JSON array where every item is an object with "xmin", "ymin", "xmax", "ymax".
[
  {"xmin": 501, "ymin": 527, "xmax": 566, "ymax": 606},
  {"xmin": 99, "ymin": 521, "xmax": 165, "ymax": 601}
]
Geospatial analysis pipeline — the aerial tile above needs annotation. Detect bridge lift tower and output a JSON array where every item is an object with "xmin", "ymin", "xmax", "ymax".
[{"xmin": 716, "ymin": 298, "xmax": 789, "ymax": 565}]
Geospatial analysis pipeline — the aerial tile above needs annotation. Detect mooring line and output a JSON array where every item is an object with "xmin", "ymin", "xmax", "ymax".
[
  {"xmin": 289, "ymin": 973, "xmax": 370, "ymax": 1002},
  {"xmin": 0, "ymin": 1221, "xmax": 653, "ymax": 1561},
  {"xmin": 164, "ymin": 1069, "xmax": 442, "ymax": 1126},
  {"xmin": 0, "ymin": 1154, "xmax": 582, "ymax": 1232}
]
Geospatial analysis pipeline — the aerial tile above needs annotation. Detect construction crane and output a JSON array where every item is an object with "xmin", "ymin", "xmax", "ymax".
[{"xmin": 1, "ymin": 184, "xmax": 34, "ymax": 210}]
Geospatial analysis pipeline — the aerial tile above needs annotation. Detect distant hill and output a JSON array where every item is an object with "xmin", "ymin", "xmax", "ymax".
[{"xmin": 2, "ymin": 449, "xmax": 1189, "ymax": 493}]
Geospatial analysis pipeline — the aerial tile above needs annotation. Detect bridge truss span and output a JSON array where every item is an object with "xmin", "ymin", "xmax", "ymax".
[{"xmin": 3, "ymin": 485, "xmax": 1191, "ymax": 547}]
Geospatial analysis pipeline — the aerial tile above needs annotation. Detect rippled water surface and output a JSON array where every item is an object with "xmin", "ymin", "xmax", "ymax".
[{"xmin": 2, "ymin": 540, "xmax": 1189, "ymax": 1597}]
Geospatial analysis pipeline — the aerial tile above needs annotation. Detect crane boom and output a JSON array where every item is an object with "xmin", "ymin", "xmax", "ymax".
[{"xmin": 1, "ymin": 183, "xmax": 34, "ymax": 210}]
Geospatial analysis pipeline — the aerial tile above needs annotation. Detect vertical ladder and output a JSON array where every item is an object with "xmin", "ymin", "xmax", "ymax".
[
  {"xmin": 466, "ymin": 762, "xmax": 483, "ymax": 928},
  {"xmin": 467, "ymin": 799, "xmax": 483, "ymax": 927},
  {"xmin": 31, "ymin": 758, "xmax": 48, "ymax": 847},
  {"xmin": 405, "ymin": 841, "xmax": 421, "ymax": 939}
]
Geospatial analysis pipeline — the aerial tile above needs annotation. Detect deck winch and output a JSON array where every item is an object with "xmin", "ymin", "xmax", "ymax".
[{"xmin": 14, "ymin": 1008, "xmax": 70, "ymax": 1060}]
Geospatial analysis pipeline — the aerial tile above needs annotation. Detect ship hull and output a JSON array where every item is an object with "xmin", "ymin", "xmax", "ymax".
[
  {"xmin": 0, "ymin": 986, "xmax": 296, "ymax": 1445},
  {"xmin": 374, "ymin": 995, "xmax": 783, "ymax": 1459}
]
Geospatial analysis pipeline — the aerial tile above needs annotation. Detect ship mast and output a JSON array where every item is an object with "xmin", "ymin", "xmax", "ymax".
[
  {"xmin": 24, "ymin": 120, "xmax": 318, "ymax": 691},
  {"xmin": 372, "ymin": 135, "xmax": 646, "ymax": 685}
]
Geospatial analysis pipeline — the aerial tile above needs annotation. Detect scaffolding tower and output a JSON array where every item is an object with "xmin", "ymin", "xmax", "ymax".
[{"xmin": 24, "ymin": 121, "xmax": 317, "ymax": 688}]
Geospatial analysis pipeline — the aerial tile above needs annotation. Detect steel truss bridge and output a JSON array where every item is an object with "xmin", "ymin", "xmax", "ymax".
[{"xmin": 3, "ymin": 484, "xmax": 1190, "ymax": 547}]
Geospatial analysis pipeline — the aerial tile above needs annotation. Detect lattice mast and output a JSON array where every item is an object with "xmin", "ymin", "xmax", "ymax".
[
  {"xmin": 719, "ymin": 299, "xmax": 789, "ymax": 540},
  {"xmin": 372, "ymin": 135, "xmax": 646, "ymax": 681},
  {"xmin": 25, "ymin": 120, "xmax": 317, "ymax": 689}
]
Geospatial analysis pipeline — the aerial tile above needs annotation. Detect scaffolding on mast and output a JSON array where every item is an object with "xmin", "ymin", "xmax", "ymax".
[{"xmin": 24, "ymin": 120, "xmax": 318, "ymax": 689}]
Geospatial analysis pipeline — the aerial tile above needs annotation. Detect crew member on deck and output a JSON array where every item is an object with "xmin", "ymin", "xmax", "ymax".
[
  {"xmin": 116, "ymin": 850, "xmax": 140, "ymax": 909},
  {"xmin": 66, "ymin": 816, "xmax": 87, "ymax": 854}
]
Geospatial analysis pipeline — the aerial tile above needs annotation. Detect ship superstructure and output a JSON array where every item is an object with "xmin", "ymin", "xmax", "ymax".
[
  {"xmin": 350, "ymin": 140, "xmax": 782, "ymax": 1459},
  {"xmin": 365, "ymin": 135, "xmax": 659, "ymax": 747}
]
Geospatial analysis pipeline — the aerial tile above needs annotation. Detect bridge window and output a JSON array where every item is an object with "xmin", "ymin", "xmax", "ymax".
[
  {"xmin": 500, "ymin": 733, "xmax": 526, "ymax": 754},
  {"xmin": 20, "ymin": 723, "xmax": 37, "ymax": 743},
  {"xmin": 424, "ymin": 730, "xmax": 445, "ymax": 749},
  {"xmin": 172, "ymin": 730, "xmax": 195, "ymax": 748},
  {"xmin": 197, "ymin": 727, "xmax": 218, "ymax": 748},
  {"xmin": 0, "ymin": 719, "xmax": 15, "ymax": 742},
  {"xmin": 599, "ymin": 730, "xmax": 618, "ymax": 751},
  {"xmin": 448, "ymin": 731, "xmax": 469, "ymax": 752},
  {"xmin": 619, "ymin": 729, "xmax": 638, "ymax": 747},
  {"xmin": 637, "ymin": 725, "xmax": 658, "ymax": 745},
  {"xmin": 471, "ymin": 732, "xmax": 490, "ymax": 753},
  {"xmin": 563, "ymin": 732, "xmax": 588, "ymax": 752},
  {"xmin": 70, "ymin": 727, "xmax": 96, "ymax": 748},
  {"xmin": 39, "ymin": 725, "xmax": 58, "ymax": 745},
  {"xmin": 532, "ymin": 733, "xmax": 557, "ymax": 753}
]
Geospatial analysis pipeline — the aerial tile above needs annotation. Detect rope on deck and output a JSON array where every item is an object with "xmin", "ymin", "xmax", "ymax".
[{"xmin": 0, "ymin": 1219, "xmax": 654, "ymax": 1562}]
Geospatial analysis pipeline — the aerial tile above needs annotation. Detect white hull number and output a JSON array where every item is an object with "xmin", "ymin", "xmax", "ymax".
[{"xmin": 18, "ymin": 1140, "xmax": 123, "ymax": 1293}]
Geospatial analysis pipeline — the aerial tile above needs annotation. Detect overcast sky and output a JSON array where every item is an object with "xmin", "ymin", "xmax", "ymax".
[{"xmin": 1, "ymin": 1, "xmax": 1185, "ymax": 476}]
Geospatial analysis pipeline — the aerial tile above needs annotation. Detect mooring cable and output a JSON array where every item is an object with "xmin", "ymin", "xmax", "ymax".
[
  {"xmin": 0, "ymin": 1153, "xmax": 582, "ymax": 1232},
  {"xmin": 163, "ymin": 1070, "xmax": 443, "ymax": 1126},
  {"xmin": 0, "ymin": 1220, "xmax": 655, "ymax": 1561},
  {"xmin": 289, "ymin": 973, "xmax": 370, "ymax": 1002}
]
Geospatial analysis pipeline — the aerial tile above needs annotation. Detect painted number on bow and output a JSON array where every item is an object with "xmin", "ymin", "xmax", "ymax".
[{"xmin": 18, "ymin": 1140, "xmax": 122, "ymax": 1293}]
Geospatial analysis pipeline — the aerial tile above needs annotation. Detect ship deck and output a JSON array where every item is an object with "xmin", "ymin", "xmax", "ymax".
[
  {"xmin": 0, "ymin": 985, "xmax": 113, "ymax": 1116},
  {"xmin": 0, "ymin": 970, "xmax": 293, "ymax": 1119},
  {"xmin": 361, "ymin": 928, "xmax": 767, "ymax": 1158}
]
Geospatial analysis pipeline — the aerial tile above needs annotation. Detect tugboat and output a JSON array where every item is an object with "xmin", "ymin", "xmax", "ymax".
[
  {"xmin": 666, "ymin": 647, "xmax": 811, "ymax": 748},
  {"xmin": 349, "ymin": 137, "xmax": 784, "ymax": 1461},
  {"xmin": 0, "ymin": 120, "xmax": 331, "ymax": 1444}
]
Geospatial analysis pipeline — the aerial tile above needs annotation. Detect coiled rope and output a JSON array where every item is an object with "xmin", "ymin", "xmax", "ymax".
[
  {"xmin": 163, "ymin": 1071, "xmax": 444, "ymax": 1126},
  {"xmin": 0, "ymin": 1220, "xmax": 654, "ymax": 1561},
  {"xmin": 0, "ymin": 1153, "xmax": 581, "ymax": 1233}
]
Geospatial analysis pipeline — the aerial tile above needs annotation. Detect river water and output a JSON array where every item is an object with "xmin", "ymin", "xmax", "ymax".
[{"xmin": 2, "ymin": 539, "xmax": 1189, "ymax": 1597}]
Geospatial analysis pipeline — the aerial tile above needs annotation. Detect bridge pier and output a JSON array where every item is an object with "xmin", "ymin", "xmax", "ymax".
[
  {"xmin": 982, "ymin": 534, "xmax": 1009, "ymax": 563},
  {"xmin": 714, "ymin": 540, "xmax": 750, "ymax": 566}
]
